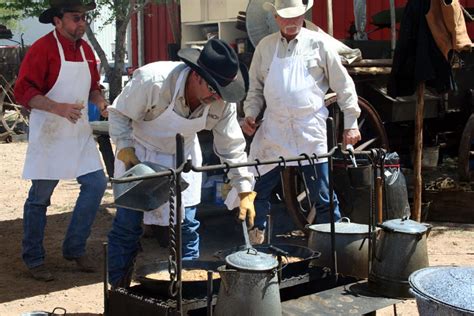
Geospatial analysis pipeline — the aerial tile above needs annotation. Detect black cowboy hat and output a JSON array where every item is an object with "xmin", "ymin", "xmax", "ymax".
[
  {"xmin": 39, "ymin": 0, "xmax": 96, "ymax": 24},
  {"xmin": 177, "ymin": 39, "xmax": 249, "ymax": 103}
]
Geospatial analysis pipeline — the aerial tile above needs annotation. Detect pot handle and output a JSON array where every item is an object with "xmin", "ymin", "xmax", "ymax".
[
  {"xmin": 423, "ymin": 223, "xmax": 433, "ymax": 237},
  {"xmin": 340, "ymin": 217, "xmax": 351, "ymax": 223},
  {"xmin": 50, "ymin": 307, "xmax": 66, "ymax": 315}
]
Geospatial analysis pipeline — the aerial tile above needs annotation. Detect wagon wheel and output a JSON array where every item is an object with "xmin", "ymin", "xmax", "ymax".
[
  {"xmin": 458, "ymin": 113, "xmax": 474, "ymax": 181},
  {"xmin": 0, "ymin": 76, "xmax": 28, "ymax": 140},
  {"xmin": 281, "ymin": 95, "xmax": 389, "ymax": 231}
]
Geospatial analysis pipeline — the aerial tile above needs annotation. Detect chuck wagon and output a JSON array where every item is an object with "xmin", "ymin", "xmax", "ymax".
[{"xmin": 0, "ymin": 25, "xmax": 28, "ymax": 142}]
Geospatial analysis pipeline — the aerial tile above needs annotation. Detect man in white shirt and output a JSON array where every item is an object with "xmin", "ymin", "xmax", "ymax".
[
  {"xmin": 107, "ymin": 39, "xmax": 256, "ymax": 288},
  {"xmin": 241, "ymin": 0, "xmax": 361, "ymax": 244}
]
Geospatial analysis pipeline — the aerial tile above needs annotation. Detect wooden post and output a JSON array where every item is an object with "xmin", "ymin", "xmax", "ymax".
[
  {"xmin": 389, "ymin": 0, "xmax": 396, "ymax": 57},
  {"xmin": 327, "ymin": 0, "xmax": 333, "ymax": 36},
  {"xmin": 413, "ymin": 82, "xmax": 425, "ymax": 222}
]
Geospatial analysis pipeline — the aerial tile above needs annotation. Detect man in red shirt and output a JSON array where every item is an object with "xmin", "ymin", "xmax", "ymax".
[{"xmin": 14, "ymin": 0, "xmax": 108, "ymax": 282}]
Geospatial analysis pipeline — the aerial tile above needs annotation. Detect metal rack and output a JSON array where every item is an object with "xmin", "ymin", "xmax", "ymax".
[{"xmin": 107, "ymin": 118, "xmax": 388, "ymax": 315}]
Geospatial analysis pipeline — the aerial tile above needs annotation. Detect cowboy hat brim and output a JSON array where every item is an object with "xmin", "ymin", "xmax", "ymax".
[
  {"xmin": 177, "ymin": 48, "xmax": 249, "ymax": 103},
  {"xmin": 263, "ymin": 0, "xmax": 314, "ymax": 19},
  {"xmin": 39, "ymin": 2, "xmax": 96, "ymax": 24}
]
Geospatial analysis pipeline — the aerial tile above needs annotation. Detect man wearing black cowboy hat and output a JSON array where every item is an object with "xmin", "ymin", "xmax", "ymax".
[
  {"xmin": 107, "ymin": 39, "xmax": 256, "ymax": 288},
  {"xmin": 14, "ymin": 0, "xmax": 108, "ymax": 282}
]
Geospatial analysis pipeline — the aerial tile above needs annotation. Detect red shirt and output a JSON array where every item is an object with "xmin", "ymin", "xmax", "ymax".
[{"xmin": 14, "ymin": 30, "xmax": 101, "ymax": 109}]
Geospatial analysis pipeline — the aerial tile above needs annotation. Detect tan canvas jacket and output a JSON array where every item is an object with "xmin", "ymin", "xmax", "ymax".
[{"xmin": 426, "ymin": 0, "xmax": 472, "ymax": 60}]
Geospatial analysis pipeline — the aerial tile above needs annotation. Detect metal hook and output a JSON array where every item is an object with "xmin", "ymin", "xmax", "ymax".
[
  {"xmin": 301, "ymin": 153, "xmax": 318, "ymax": 181},
  {"xmin": 278, "ymin": 156, "xmax": 287, "ymax": 169},
  {"xmin": 223, "ymin": 162, "xmax": 231, "ymax": 183},
  {"xmin": 254, "ymin": 159, "xmax": 262, "ymax": 180}
]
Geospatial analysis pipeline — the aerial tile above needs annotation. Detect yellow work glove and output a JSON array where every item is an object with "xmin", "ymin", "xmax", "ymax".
[
  {"xmin": 117, "ymin": 147, "xmax": 140, "ymax": 170},
  {"xmin": 238, "ymin": 191, "xmax": 257, "ymax": 228}
]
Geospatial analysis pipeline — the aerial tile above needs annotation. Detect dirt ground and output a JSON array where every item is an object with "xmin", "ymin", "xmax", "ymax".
[{"xmin": 0, "ymin": 140, "xmax": 473, "ymax": 315}]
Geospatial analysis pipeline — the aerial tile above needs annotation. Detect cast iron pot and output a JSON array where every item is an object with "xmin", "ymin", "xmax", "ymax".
[
  {"xmin": 135, "ymin": 260, "xmax": 223, "ymax": 298},
  {"xmin": 214, "ymin": 243, "xmax": 321, "ymax": 279},
  {"xmin": 307, "ymin": 218, "xmax": 377, "ymax": 278}
]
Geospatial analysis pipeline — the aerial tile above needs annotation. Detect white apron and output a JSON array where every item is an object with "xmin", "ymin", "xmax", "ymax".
[
  {"xmin": 23, "ymin": 30, "xmax": 102, "ymax": 180},
  {"xmin": 114, "ymin": 70, "xmax": 208, "ymax": 225},
  {"xmin": 248, "ymin": 39, "xmax": 329, "ymax": 177}
]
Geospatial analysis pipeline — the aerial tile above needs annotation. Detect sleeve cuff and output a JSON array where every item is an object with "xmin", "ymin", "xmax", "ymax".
[
  {"xmin": 244, "ymin": 108, "xmax": 260, "ymax": 119},
  {"xmin": 115, "ymin": 139, "xmax": 134, "ymax": 152},
  {"xmin": 344, "ymin": 114, "xmax": 359, "ymax": 130}
]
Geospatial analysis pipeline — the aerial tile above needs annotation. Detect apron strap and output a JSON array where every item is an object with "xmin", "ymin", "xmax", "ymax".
[
  {"xmin": 53, "ymin": 30, "xmax": 66, "ymax": 62},
  {"xmin": 171, "ymin": 69, "xmax": 187, "ymax": 104}
]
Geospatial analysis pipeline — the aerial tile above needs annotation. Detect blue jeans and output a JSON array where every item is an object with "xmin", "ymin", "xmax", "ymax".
[
  {"xmin": 22, "ymin": 169, "xmax": 107, "ymax": 268},
  {"xmin": 254, "ymin": 163, "xmax": 340, "ymax": 230},
  {"xmin": 108, "ymin": 205, "xmax": 199, "ymax": 287}
]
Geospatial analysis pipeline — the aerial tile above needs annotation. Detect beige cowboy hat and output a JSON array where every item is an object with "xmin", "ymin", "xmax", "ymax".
[
  {"xmin": 263, "ymin": 0, "xmax": 314, "ymax": 19},
  {"xmin": 39, "ymin": 0, "xmax": 96, "ymax": 24}
]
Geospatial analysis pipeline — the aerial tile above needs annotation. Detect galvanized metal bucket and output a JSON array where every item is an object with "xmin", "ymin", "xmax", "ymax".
[
  {"xmin": 113, "ymin": 161, "xmax": 188, "ymax": 212},
  {"xmin": 21, "ymin": 307, "xmax": 66, "ymax": 316}
]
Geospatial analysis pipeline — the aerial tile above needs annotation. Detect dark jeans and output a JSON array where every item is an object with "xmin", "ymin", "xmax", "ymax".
[
  {"xmin": 107, "ymin": 205, "xmax": 200, "ymax": 287},
  {"xmin": 254, "ymin": 162, "xmax": 341, "ymax": 230},
  {"xmin": 22, "ymin": 169, "xmax": 107, "ymax": 268}
]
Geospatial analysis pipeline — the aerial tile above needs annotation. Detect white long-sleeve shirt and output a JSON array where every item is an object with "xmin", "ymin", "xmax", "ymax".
[
  {"xmin": 244, "ymin": 27, "xmax": 361, "ymax": 130},
  {"xmin": 109, "ymin": 61, "xmax": 253, "ymax": 193}
]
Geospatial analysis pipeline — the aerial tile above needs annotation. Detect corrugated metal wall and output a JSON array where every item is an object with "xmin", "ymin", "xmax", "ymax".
[
  {"xmin": 143, "ymin": 3, "xmax": 176, "ymax": 64},
  {"xmin": 311, "ymin": 0, "xmax": 474, "ymax": 40}
]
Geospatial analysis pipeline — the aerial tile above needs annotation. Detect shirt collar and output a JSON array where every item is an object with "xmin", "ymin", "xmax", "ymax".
[
  {"xmin": 278, "ymin": 28, "xmax": 303, "ymax": 44},
  {"xmin": 55, "ymin": 29, "xmax": 82, "ymax": 51}
]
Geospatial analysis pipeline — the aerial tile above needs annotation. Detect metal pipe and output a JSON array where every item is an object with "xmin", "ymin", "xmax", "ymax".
[
  {"xmin": 326, "ymin": 117, "xmax": 337, "ymax": 279},
  {"xmin": 207, "ymin": 270, "xmax": 213, "ymax": 316},
  {"xmin": 326, "ymin": 0, "xmax": 334, "ymax": 36},
  {"xmin": 103, "ymin": 242, "xmax": 109, "ymax": 316},
  {"xmin": 389, "ymin": 0, "xmax": 396, "ymax": 57},
  {"xmin": 266, "ymin": 214, "xmax": 272, "ymax": 244},
  {"xmin": 110, "ymin": 141, "xmax": 378, "ymax": 184},
  {"xmin": 175, "ymin": 134, "xmax": 185, "ymax": 315}
]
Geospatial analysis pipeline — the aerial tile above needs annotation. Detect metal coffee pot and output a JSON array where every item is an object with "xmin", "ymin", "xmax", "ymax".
[
  {"xmin": 369, "ymin": 217, "xmax": 431, "ymax": 298},
  {"xmin": 214, "ymin": 222, "xmax": 282, "ymax": 316}
]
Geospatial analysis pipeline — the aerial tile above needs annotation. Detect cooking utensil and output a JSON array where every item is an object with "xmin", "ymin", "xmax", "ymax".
[
  {"xmin": 346, "ymin": 144, "xmax": 358, "ymax": 167},
  {"xmin": 215, "ymin": 220, "xmax": 282, "ymax": 315},
  {"xmin": 369, "ymin": 217, "xmax": 431, "ymax": 298},
  {"xmin": 225, "ymin": 220, "xmax": 278, "ymax": 271},
  {"xmin": 113, "ymin": 161, "xmax": 189, "ymax": 212},
  {"xmin": 135, "ymin": 260, "xmax": 223, "ymax": 297},
  {"xmin": 214, "ymin": 243, "xmax": 321, "ymax": 279},
  {"xmin": 307, "ymin": 217, "xmax": 377, "ymax": 278},
  {"xmin": 242, "ymin": 220, "xmax": 252, "ymax": 249},
  {"xmin": 21, "ymin": 307, "xmax": 66, "ymax": 316},
  {"xmin": 409, "ymin": 266, "xmax": 474, "ymax": 315}
]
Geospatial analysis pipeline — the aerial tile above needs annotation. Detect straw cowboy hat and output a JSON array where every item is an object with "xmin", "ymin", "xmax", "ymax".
[
  {"xmin": 39, "ymin": 0, "xmax": 96, "ymax": 24},
  {"xmin": 178, "ymin": 38, "xmax": 249, "ymax": 103},
  {"xmin": 263, "ymin": 0, "xmax": 314, "ymax": 19}
]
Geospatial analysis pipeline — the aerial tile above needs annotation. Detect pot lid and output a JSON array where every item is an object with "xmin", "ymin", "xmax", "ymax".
[
  {"xmin": 380, "ymin": 217, "xmax": 428, "ymax": 234},
  {"xmin": 409, "ymin": 266, "xmax": 474, "ymax": 313},
  {"xmin": 307, "ymin": 218, "xmax": 371, "ymax": 234},
  {"xmin": 225, "ymin": 247, "xmax": 278, "ymax": 271}
]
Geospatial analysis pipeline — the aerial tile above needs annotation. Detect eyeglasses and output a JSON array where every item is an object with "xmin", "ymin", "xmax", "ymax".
[
  {"xmin": 66, "ymin": 13, "xmax": 88, "ymax": 23},
  {"xmin": 207, "ymin": 83, "xmax": 217, "ymax": 95}
]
